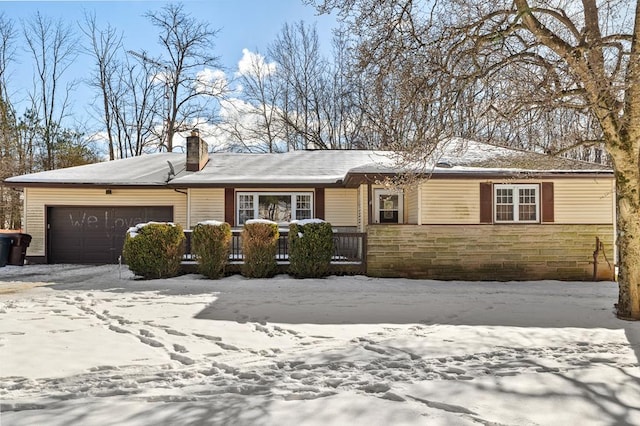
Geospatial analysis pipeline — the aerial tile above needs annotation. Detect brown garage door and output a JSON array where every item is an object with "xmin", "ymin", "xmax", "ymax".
[{"xmin": 47, "ymin": 206, "xmax": 174, "ymax": 264}]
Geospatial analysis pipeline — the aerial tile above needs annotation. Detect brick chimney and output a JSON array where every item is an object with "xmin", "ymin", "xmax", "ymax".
[{"xmin": 186, "ymin": 129, "xmax": 209, "ymax": 172}]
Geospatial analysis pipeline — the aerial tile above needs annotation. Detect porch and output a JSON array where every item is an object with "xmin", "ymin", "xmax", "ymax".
[{"xmin": 182, "ymin": 229, "xmax": 367, "ymax": 275}]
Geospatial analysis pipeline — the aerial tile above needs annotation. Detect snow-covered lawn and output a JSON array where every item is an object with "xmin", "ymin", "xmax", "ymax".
[{"xmin": 1, "ymin": 264, "xmax": 639, "ymax": 425}]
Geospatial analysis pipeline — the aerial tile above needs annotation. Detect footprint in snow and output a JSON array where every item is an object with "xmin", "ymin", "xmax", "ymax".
[
  {"xmin": 138, "ymin": 336, "xmax": 164, "ymax": 348},
  {"xmin": 169, "ymin": 353, "xmax": 195, "ymax": 365},
  {"xmin": 173, "ymin": 344, "xmax": 188, "ymax": 353},
  {"xmin": 363, "ymin": 344, "xmax": 389, "ymax": 355},
  {"xmin": 216, "ymin": 342, "xmax": 241, "ymax": 351},
  {"xmin": 108, "ymin": 324, "xmax": 129, "ymax": 334},
  {"xmin": 193, "ymin": 333, "xmax": 222, "ymax": 342}
]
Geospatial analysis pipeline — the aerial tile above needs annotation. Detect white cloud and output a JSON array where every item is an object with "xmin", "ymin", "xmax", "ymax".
[
  {"xmin": 195, "ymin": 68, "xmax": 228, "ymax": 96},
  {"xmin": 236, "ymin": 48, "xmax": 276, "ymax": 79}
]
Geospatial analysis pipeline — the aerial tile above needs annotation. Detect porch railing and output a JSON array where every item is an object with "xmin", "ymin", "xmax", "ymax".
[{"xmin": 183, "ymin": 229, "xmax": 366, "ymax": 265}]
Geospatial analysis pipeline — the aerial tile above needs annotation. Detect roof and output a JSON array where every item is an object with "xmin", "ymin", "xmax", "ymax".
[
  {"xmin": 4, "ymin": 153, "xmax": 186, "ymax": 186},
  {"xmin": 170, "ymin": 150, "xmax": 393, "ymax": 186},
  {"xmin": 3, "ymin": 139, "xmax": 612, "ymax": 188},
  {"xmin": 348, "ymin": 139, "xmax": 611, "ymax": 174}
]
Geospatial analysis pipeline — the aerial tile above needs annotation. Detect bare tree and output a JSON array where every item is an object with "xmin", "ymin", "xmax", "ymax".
[
  {"xmin": 220, "ymin": 49, "xmax": 284, "ymax": 153},
  {"xmin": 144, "ymin": 3, "xmax": 223, "ymax": 152},
  {"xmin": 113, "ymin": 58, "xmax": 163, "ymax": 157},
  {"xmin": 22, "ymin": 12, "xmax": 78, "ymax": 170},
  {"xmin": 323, "ymin": 28, "xmax": 369, "ymax": 149},
  {"xmin": 0, "ymin": 12, "xmax": 21, "ymax": 229},
  {"xmin": 81, "ymin": 13, "xmax": 122, "ymax": 161},
  {"xmin": 269, "ymin": 21, "xmax": 332, "ymax": 150},
  {"xmin": 313, "ymin": 0, "xmax": 640, "ymax": 318},
  {"xmin": 222, "ymin": 30, "xmax": 363, "ymax": 152}
]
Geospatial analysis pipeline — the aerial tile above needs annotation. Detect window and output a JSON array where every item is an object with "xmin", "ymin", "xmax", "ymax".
[
  {"xmin": 373, "ymin": 189, "xmax": 403, "ymax": 224},
  {"xmin": 494, "ymin": 184, "xmax": 539, "ymax": 223},
  {"xmin": 236, "ymin": 192, "xmax": 313, "ymax": 225}
]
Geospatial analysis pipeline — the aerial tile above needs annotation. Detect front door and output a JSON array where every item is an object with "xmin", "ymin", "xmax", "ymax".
[{"xmin": 374, "ymin": 190, "xmax": 403, "ymax": 224}]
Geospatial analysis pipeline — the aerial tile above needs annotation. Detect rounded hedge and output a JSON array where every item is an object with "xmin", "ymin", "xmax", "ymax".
[
  {"xmin": 123, "ymin": 222, "xmax": 185, "ymax": 279},
  {"xmin": 288, "ymin": 220, "xmax": 334, "ymax": 278},
  {"xmin": 192, "ymin": 221, "xmax": 232, "ymax": 279},
  {"xmin": 241, "ymin": 220, "xmax": 279, "ymax": 278}
]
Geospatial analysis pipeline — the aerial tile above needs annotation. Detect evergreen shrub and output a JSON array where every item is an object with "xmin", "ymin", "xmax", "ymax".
[
  {"xmin": 192, "ymin": 220, "xmax": 232, "ymax": 279},
  {"xmin": 241, "ymin": 220, "xmax": 279, "ymax": 278},
  {"xmin": 123, "ymin": 222, "xmax": 184, "ymax": 279},
  {"xmin": 288, "ymin": 220, "xmax": 334, "ymax": 278}
]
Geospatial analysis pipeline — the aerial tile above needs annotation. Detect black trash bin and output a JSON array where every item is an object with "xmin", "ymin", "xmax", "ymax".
[
  {"xmin": 0, "ymin": 236, "xmax": 12, "ymax": 267},
  {"xmin": 6, "ymin": 233, "xmax": 32, "ymax": 266}
]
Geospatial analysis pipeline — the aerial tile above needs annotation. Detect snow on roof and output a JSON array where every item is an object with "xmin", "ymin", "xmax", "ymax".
[
  {"xmin": 169, "ymin": 150, "xmax": 393, "ymax": 185},
  {"xmin": 3, "ymin": 139, "xmax": 611, "ymax": 187},
  {"xmin": 349, "ymin": 139, "xmax": 612, "ymax": 175},
  {"xmin": 438, "ymin": 139, "xmax": 611, "ymax": 172},
  {"xmin": 5, "ymin": 153, "xmax": 186, "ymax": 186}
]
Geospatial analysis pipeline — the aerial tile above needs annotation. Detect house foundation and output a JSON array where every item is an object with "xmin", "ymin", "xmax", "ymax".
[{"xmin": 366, "ymin": 224, "xmax": 615, "ymax": 281}]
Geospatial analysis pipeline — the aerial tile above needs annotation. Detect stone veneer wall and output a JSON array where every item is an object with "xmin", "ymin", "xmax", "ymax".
[{"xmin": 366, "ymin": 224, "xmax": 615, "ymax": 281}]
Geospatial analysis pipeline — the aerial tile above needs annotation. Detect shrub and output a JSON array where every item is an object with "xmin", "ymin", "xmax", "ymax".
[
  {"xmin": 192, "ymin": 220, "xmax": 232, "ymax": 279},
  {"xmin": 288, "ymin": 220, "xmax": 334, "ymax": 278},
  {"xmin": 241, "ymin": 220, "xmax": 279, "ymax": 278},
  {"xmin": 123, "ymin": 222, "xmax": 185, "ymax": 279}
]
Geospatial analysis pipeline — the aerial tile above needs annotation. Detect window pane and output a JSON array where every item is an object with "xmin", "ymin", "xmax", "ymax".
[
  {"xmin": 295, "ymin": 195, "xmax": 312, "ymax": 220},
  {"xmin": 297, "ymin": 195, "xmax": 311, "ymax": 210},
  {"xmin": 239, "ymin": 195, "xmax": 253, "ymax": 210},
  {"xmin": 496, "ymin": 188, "xmax": 513, "ymax": 204},
  {"xmin": 379, "ymin": 195, "xmax": 399, "ymax": 210},
  {"xmin": 495, "ymin": 188, "xmax": 514, "ymax": 221},
  {"xmin": 238, "ymin": 195, "xmax": 254, "ymax": 225},
  {"xmin": 518, "ymin": 188, "xmax": 537, "ymax": 221},
  {"xmin": 496, "ymin": 204, "xmax": 514, "ymax": 221},
  {"xmin": 258, "ymin": 195, "xmax": 292, "ymax": 222},
  {"xmin": 520, "ymin": 188, "xmax": 536, "ymax": 204},
  {"xmin": 519, "ymin": 204, "xmax": 536, "ymax": 221}
]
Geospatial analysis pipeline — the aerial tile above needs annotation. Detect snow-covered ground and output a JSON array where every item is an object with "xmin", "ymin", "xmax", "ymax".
[{"xmin": 1, "ymin": 264, "xmax": 639, "ymax": 425}]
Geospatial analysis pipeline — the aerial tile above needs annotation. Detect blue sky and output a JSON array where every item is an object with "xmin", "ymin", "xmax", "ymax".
[{"xmin": 1, "ymin": 0, "xmax": 337, "ymax": 135}]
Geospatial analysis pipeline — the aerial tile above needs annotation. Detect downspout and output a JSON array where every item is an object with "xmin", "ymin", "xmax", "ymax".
[
  {"xmin": 187, "ymin": 188, "xmax": 191, "ymax": 229},
  {"xmin": 22, "ymin": 187, "xmax": 27, "ymax": 233},
  {"xmin": 172, "ymin": 188, "xmax": 189, "ymax": 229}
]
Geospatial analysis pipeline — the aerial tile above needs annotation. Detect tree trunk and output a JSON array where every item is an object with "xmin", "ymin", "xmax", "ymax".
[{"xmin": 616, "ymin": 170, "xmax": 640, "ymax": 319}]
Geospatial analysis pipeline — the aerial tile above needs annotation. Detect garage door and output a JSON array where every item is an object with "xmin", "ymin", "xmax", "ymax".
[{"xmin": 47, "ymin": 206, "xmax": 174, "ymax": 264}]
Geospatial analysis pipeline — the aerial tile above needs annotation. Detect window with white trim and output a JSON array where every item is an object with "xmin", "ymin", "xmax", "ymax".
[
  {"xmin": 373, "ymin": 189, "xmax": 403, "ymax": 224},
  {"xmin": 236, "ymin": 192, "xmax": 313, "ymax": 225},
  {"xmin": 494, "ymin": 184, "xmax": 539, "ymax": 223}
]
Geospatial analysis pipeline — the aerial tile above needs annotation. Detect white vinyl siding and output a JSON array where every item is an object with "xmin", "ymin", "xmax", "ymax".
[
  {"xmin": 421, "ymin": 180, "xmax": 479, "ymax": 224},
  {"xmin": 554, "ymin": 179, "xmax": 615, "ymax": 224},
  {"xmin": 358, "ymin": 184, "xmax": 368, "ymax": 231},
  {"xmin": 406, "ymin": 185, "xmax": 419, "ymax": 224},
  {"xmin": 324, "ymin": 188, "xmax": 358, "ymax": 226},
  {"xmin": 189, "ymin": 188, "xmax": 224, "ymax": 226},
  {"xmin": 420, "ymin": 178, "xmax": 614, "ymax": 225}
]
